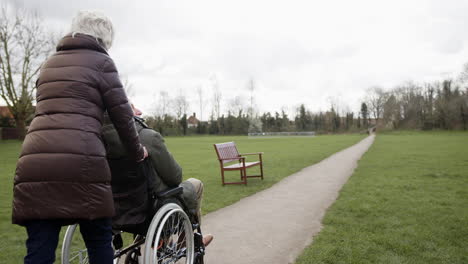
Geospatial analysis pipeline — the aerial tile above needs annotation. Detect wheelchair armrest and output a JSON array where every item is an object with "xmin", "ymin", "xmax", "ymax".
[{"xmin": 156, "ymin": 186, "xmax": 184, "ymax": 199}]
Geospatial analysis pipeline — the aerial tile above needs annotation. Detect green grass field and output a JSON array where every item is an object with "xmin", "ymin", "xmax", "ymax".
[
  {"xmin": 296, "ymin": 131, "xmax": 468, "ymax": 264},
  {"xmin": 0, "ymin": 134, "xmax": 364, "ymax": 262}
]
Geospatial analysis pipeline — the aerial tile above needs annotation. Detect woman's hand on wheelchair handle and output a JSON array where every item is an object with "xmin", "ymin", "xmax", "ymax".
[{"xmin": 138, "ymin": 146, "xmax": 149, "ymax": 162}]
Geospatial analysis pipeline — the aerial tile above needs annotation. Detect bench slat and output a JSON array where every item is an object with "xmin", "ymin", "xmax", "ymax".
[{"xmin": 224, "ymin": 161, "xmax": 260, "ymax": 169}]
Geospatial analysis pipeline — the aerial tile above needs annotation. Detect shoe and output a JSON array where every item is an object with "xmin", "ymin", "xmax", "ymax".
[{"xmin": 203, "ymin": 234, "xmax": 214, "ymax": 247}]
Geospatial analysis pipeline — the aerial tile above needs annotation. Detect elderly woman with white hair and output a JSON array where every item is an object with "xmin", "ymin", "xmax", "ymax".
[{"xmin": 12, "ymin": 11, "xmax": 147, "ymax": 264}]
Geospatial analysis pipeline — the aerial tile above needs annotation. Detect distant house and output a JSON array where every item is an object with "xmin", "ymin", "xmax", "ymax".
[
  {"xmin": 187, "ymin": 113, "xmax": 199, "ymax": 128},
  {"xmin": 0, "ymin": 106, "xmax": 16, "ymax": 138},
  {"xmin": 0, "ymin": 106, "xmax": 13, "ymax": 119}
]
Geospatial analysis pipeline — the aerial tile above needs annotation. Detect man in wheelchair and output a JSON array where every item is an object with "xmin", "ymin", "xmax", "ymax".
[{"xmin": 102, "ymin": 104, "xmax": 214, "ymax": 248}]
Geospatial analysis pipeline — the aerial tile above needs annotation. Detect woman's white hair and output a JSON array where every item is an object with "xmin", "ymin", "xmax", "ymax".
[{"xmin": 70, "ymin": 10, "xmax": 115, "ymax": 50}]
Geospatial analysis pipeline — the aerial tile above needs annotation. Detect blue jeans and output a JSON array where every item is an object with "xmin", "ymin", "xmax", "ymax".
[{"xmin": 24, "ymin": 218, "xmax": 113, "ymax": 264}]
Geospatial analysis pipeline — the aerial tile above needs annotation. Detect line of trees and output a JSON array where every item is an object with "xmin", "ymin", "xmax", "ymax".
[
  {"xmin": 143, "ymin": 74, "xmax": 468, "ymax": 136},
  {"xmin": 143, "ymin": 100, "xmax": 373, "ymax": 136},
  {"xmin": 363, "ymin": 80, "xmax": 468, "ymax": 130}
]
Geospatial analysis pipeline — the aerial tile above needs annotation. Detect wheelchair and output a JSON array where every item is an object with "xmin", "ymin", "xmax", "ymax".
[{"xmin": 61, "ymin": 186, "xmax": 206, "ymax": 264}]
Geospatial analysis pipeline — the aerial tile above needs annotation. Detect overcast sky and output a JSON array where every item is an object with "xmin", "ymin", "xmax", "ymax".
[{"xmin": 6, "ymin": 0, "xmax": 468, "ymax": 119}]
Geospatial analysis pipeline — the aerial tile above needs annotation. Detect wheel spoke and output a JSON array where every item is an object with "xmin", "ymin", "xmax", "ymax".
[
  {"xmin": 68, "ymin": 248, "xmax": 89, "ymax": 263},
  {"xmin": 146, "ymin": 204, "xmax": 194, "ymax": 264},
  {"xmin": 82, "ymin": 254, "xmax": 90, "ymax": 264}
]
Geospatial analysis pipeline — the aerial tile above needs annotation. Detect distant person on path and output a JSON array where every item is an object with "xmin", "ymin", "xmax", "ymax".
[
  {"xmin": 12, "ymin": 11, "xmax": 147, "ymax": 264},
  {"xmin": 102, "ymin": 104, "xmax": 214, "ymax": 246}
]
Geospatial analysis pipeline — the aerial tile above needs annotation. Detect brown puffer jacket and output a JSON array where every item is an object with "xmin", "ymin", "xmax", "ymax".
[{"xmin": 12, "ymin": 33, "xmax": 144, "ymax": 225}]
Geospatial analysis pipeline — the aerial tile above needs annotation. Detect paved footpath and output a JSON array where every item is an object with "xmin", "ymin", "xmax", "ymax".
[{"xmin": 202, "ymin": 135, "xmax": 375, "ymax": 264}]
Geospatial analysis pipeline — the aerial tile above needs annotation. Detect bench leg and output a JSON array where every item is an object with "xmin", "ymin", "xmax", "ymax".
[
  {"xmin": 243, "ymin": 167, "xmax": 247, "ymax": 185},
  {"xmin": 260, "ymin": 161, "xmax": 264, "ymax": 180},
  {"xmin": 220, "ymin": 167, "xmax": 251, "ymax": 185},
  {"xmin": 221, "ymin": 168, "xmax": 225, "ymax": 186}
]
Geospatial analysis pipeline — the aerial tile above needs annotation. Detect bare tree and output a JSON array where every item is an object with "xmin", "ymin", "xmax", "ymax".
[
  {"xmin": 360, "ymin": 102, "xmax": 369, "ymax": 128},
  {"xmin": 247, "ymin": 77, "xmax": 255, "ymax": 117},
  {"xmin": 173, "ymin": 93, "xmax": 189, "ymax": 118},
  {"xmin": 228, "ymin": 95, "xmax": 247, "ymax": 116},
  {"xmin": 120, "ymin": 74, "xmax": 135, "ymax": 100},
  {"xmin": 196, "ymin": 85, "xmax": 204, "ymax": 121},
  {"xmin": 154, "ymin": 90, "xmax": 171, "ymax": 117},
  {"xmin": 327, "ymin": 96, "xmax": 342, "ymax": 117},
  {"xmin": 458, "ymin": 62, "xmax": 468, "ymax": 87},
  {"xmin": 211, "ymin": 75, "xmax": 222, "ymax": 119},
  {"xmin": 0, "ymin": 5, "xmax": 55, "ymax": 137},
  {"xmin": 365, "ymin": 86, "xmax": 387, "ymax": 120}
]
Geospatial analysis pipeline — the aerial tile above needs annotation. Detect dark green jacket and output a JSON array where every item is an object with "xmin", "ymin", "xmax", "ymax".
[{"xmin": 102, "ymin": 116, "xmax": 182, "ymax": 193}]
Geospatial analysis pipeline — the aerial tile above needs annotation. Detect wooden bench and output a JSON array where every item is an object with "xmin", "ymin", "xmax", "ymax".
[{"xmin": 213, "ymin": 142, "xmax": 264, "ymax": 185}]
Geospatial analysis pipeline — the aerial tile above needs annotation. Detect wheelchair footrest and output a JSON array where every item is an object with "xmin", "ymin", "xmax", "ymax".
[{"xmin": 194, "ymin": 232, "xmax": 205, "ymax": 256}]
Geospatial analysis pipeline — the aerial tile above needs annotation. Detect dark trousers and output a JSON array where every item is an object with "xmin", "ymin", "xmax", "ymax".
[{"xmin": 24, "ymin": 218, "xmax": 113, "ymax": 264}]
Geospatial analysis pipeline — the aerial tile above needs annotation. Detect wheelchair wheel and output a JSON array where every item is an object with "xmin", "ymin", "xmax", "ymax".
[
  {"xmin": 61, "ymin": 224, "xmax": 123, "ymax": 264},
  {"xmin": 61, "ymin": 224, "xmax": 90, "ymax": 264},
  {"xmin": 143, "ymin": 203, "xmax": 194, "ymax": 264}
]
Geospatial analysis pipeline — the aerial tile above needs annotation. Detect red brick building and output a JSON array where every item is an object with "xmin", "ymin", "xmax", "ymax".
[
  {"xmin": 187, "ymin": 113, "xmax": 199, "ymax": 128},
  {"xmin": 0, "ymin": 106, "xmax": 13, "ymax": 119}
]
